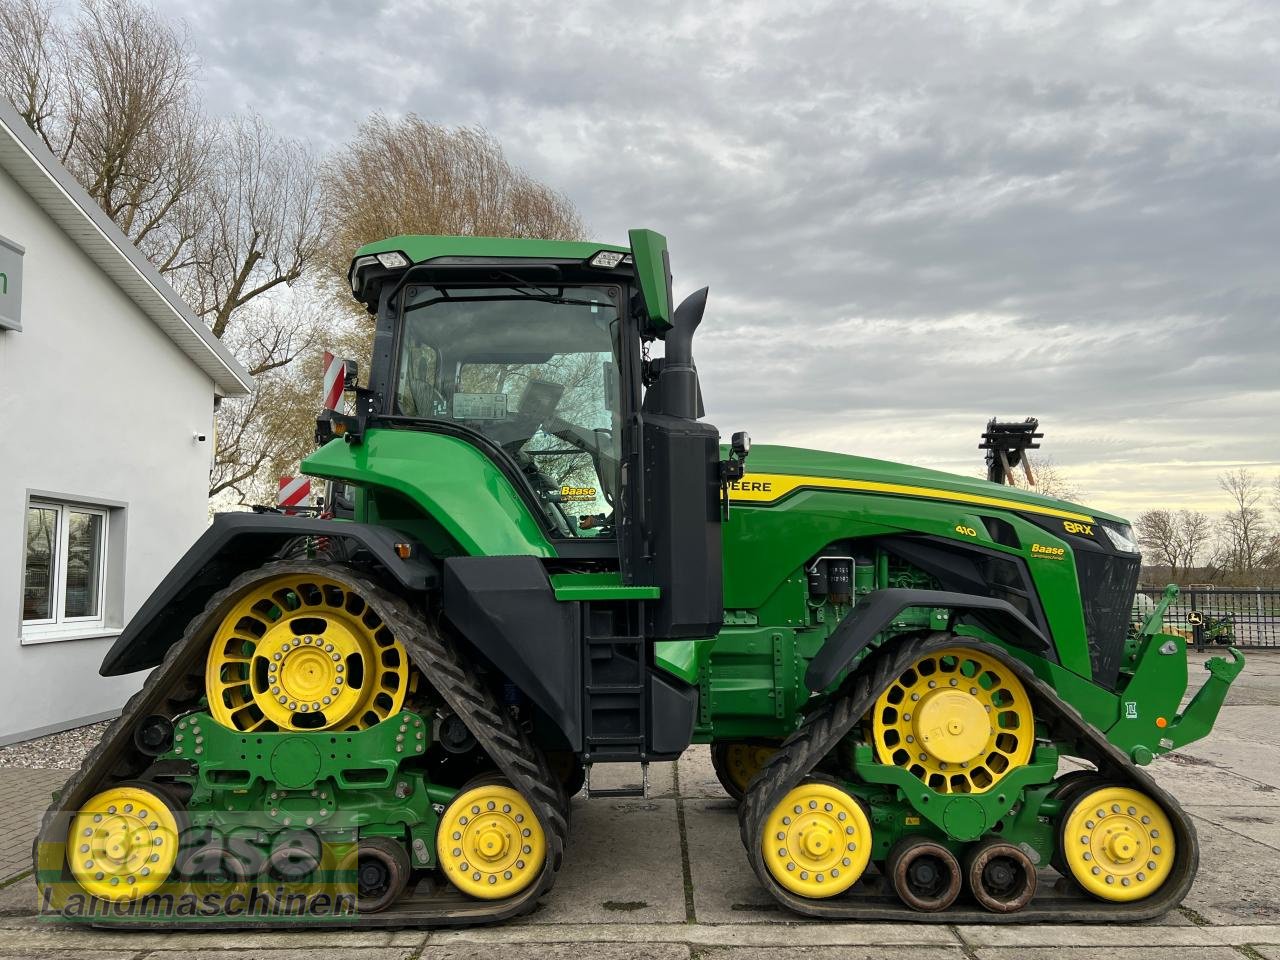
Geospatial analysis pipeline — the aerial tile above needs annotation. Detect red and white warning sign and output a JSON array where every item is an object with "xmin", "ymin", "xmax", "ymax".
[
  {"xmin": 278, "ymin": 475, "xmax": 311, "ymax": 513},
  {"xmin": 321, "ymin": 351, "xmax": 345, "ymax": 413}
]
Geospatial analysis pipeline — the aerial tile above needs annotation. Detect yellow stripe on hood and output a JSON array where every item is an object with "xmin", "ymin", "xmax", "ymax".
[{"xmin": 726, "ymin": 473, "xmax": 1095, "ymax": 523}]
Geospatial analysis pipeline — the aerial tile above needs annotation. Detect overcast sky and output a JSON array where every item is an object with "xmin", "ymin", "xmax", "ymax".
[{"xmin": 172, "ymin": 0, "xmax": 1280, "ymax": 517}]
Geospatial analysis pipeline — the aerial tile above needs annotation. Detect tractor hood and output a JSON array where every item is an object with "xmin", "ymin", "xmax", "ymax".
[{"xmin": 732, "ymin": 443, "xmax": 1126, "ymax": 526}]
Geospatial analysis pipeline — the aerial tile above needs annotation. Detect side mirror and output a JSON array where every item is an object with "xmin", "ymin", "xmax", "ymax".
[{"xmin": 718, "ymin": 430, "xmax": 751, "ymax": 521}]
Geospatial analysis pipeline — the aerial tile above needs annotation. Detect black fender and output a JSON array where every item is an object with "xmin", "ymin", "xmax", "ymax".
[
  {"xmin": 441, "ymin": 556, "xmax": 582, "ymax": 751},
  {"xmin": 101, "ymin": 513, "xmax": 437, "ymax": 676},
  {"xmin": 804, "ymin": 588, "xmax": 1050, "ymax": 693}
]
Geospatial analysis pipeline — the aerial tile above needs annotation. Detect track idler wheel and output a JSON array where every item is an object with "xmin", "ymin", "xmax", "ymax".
[
  {"xmin": 437, "ymin": 781, "xmax": 546, "ymax": 900},
  {"xmin": 1059, "ymin": 784, "xmax": 1175, "ymax": 902},
  {"xmin": 713, "ymin": 741, "xmax": 779, "ymax": 802},
  {"xmin": 66, "ymin": 783, "xmax": 183, "ymax": 902},
  {"xmin": 340, "ymin": 837, "xmax": 411, "ymax": 913},
  {"xmin": 964, "ymin": 839, "xmax": 1037, "ymax": 913},
  {"xmin": 760, "ymin": 781, "xmax": 872, "ymax": 899},
  {"xmin": 885, "ymin": 836, "xmax": 962, "ymax": 912}
]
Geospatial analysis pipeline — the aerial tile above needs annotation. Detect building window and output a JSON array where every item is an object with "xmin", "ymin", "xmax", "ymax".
[{"xmin": 22, "ymin": 500, "xmax": 110, "ymax": 639}]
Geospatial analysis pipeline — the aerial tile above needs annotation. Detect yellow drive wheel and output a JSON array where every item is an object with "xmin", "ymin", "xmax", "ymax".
[
  {"xmin": 761, "ymin": 781, "xmax": 872, "ymax": 899},
  {"xmin": 1060, "ymin": 785, "xmax": 1175, "ymax": 902},
  {"xmin": 713, "ymin": 741, "xmax": 779, "ymax": 800},
  {"xmin": 205, "ymin": 572, "xmax": 409, "ymax": 732},
  {"xmin": 872, "ymin": 646, "xmax": 1033, "ymax": 794},
  {"xmin": 437, "ymin": 783, "xmax": 546, "ymax": 900},
  {"xmin": 67, "ymin": 784, "xmax": 181, "ymax": 901}
]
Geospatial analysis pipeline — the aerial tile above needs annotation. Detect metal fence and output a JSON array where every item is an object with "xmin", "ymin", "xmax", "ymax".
[{"xmin": 1135, "ymin": 587, "xmax": 1280, "ymax": 649}]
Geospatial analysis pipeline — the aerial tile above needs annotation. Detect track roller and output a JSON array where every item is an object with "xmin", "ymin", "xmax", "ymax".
[
  {"xmin": 262, "ymin": 829, "xmax": 334, "ymax": 908},
  {"xmin": 173, "ymin": 836, "xmax": 251, "ymax": 899},
  {"xmin": 964, "ymin": 839, "xmax": 1037, "ymax": 913},
  {"xmin": 885, "ymin": 836, "xmax": 962, "ymax": 912},
  {"xmin": 340, "ymin": 837, "xmax": 411, "ymax": 912}
]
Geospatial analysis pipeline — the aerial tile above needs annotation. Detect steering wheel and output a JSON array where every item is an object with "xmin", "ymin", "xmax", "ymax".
[
  {"xmin": 543, "ymin": 417, "xmax": 616, "ymax": 506},
  {"xmin": 402, "ymin": 375, "xmax": 447, "ymax": 417}
]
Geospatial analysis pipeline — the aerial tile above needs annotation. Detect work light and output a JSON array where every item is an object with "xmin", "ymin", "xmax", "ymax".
[
  {"xmin": 589, "ymin": 250, "xmax": 626, "ymax": 268},
  {"xmin": 376, "ymin": 251, "xmax": 410, "ymax": 269}
]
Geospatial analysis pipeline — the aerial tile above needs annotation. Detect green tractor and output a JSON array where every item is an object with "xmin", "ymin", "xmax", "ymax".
[{"xmin": 36, "ymin": 229, "xmax": 1243, "ymax": 925}]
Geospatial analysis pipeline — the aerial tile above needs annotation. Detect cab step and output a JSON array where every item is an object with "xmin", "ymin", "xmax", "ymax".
[{"xmin": 584, "ymin": 761, "xmax": 650, "ymax": 799}]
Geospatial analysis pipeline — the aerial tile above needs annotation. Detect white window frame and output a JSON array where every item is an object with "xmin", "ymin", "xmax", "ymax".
[{"xmin": 21, "ymin": 499, "xmax": 111, "ymax": 643}]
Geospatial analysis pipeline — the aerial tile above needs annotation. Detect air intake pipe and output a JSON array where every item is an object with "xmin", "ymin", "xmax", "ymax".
[{"xmin": 655, "ymin": 286, "xmax": 709, "ymax": 420}]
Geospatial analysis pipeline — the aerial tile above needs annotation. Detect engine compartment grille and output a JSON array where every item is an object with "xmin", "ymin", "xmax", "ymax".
[{"xmin": 1075, "ymin": 549, "xmax": 1141, "ymax": 688}]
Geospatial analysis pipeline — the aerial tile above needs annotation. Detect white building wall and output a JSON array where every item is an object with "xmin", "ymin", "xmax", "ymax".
[{"xmin": 0, "ymin": 164, "xmax": 218, "ymax": 744}]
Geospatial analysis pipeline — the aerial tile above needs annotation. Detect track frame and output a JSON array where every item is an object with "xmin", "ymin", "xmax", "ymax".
[
  {"xmin": 738, "ymin": 631, "xmax": 1200, "ymax": 923},
  {"xmin": 33, "ymin": 561, "xmax": 568, "ymax": 929}
]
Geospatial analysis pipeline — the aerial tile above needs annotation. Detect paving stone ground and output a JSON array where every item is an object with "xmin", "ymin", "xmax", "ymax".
[
  {"xmin": 0, "ymin": 769, "xmax": 69, "ymax": 880},
  {"xmin": 0, "ymin": 650, "xmax": 1277, "ymax": 958}
]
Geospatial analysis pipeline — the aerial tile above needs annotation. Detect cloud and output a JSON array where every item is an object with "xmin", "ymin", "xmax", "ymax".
[{"xmin": 173, "ymin": 0, "xmax": 1280, "ymax": 515}]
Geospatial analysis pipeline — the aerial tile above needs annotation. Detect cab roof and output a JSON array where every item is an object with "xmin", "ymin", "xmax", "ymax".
[{"xmin": 356, "ymin": 234, "xmax": 628, "ymax": 263}]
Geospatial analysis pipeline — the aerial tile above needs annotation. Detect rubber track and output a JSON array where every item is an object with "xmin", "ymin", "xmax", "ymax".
[
  {"xmin": 32, "ymin": 561, "xmax": 568, "ymax": 929},
  {"xmin": 738, "ymin": 631, "xmax": 1200, "ymax": 923}
]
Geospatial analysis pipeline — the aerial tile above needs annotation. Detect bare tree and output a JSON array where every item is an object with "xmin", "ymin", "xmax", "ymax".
[
  {"xmin": 8, "ymin": 4, "xmax": 588, "ymax": 502},
  {"xmin": 1214, "ymin": 468, "xmax": 1276, "ymax": 573},
  {"xmin": 321, "ymin": 113, "xmax": 586, "ymax": 289},
  {"xmin": 4, "ymin": 6, "xmax": 197, "ymax": 269},
  {"xmin": 209, "ymin": 297, "xmax": 370, "ymax": 505},
  {"xmin": 190, "ymin": 117, "xmax": 327, "ymax": 499},
  {"xmin": 1136, "ymin": 510, "xmax": 1177, "ymax": 571},
  {"xmin": 5, "ymin": 0, "xmax": 334, "ymax": 501},
  {"xmin": 1174, "ymin": 509, "xmax": 1213, "ymax": 575},
  {"xmin": 1136, "ymin": 508, "xmax": 1212, "ymax": 580},
  {"xmin": 209, "ymin": 346, "xmax": 321, "ymax": 502},
  {"xmin": 62, "ymin": 0, "xmax": 213, "ymax": 274},
  {"xmin": 2, "ymin": 0, "xmax": 211, "ymax": 278},
  {"xmin": 218, "ymin": 112, "xmax": 588, "ymax": 503},
  {"xmin": 1020, "ymin": 455, "xmax": 1087, "ymax": 503},
  {"xmin": 192, "ymin": 114, "xmax": 326, "ymax": 339},
  {"xmin": 0, "ymin": 0, "xmax": 62, "ymax": 143}
]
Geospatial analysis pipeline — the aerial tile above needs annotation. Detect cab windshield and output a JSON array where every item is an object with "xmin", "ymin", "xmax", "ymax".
[{"xmin": 394, "ymin": 284, "xmax": 623, "ymax": 539}]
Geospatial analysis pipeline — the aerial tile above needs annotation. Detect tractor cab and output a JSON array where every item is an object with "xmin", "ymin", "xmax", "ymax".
[
  {"xmin": 390, "ymin": 279, "xmax": 625, "ymax": 538},
  {"xmin": 334, "ymin": 230, "xmax": 729, "ymax": 639}
]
